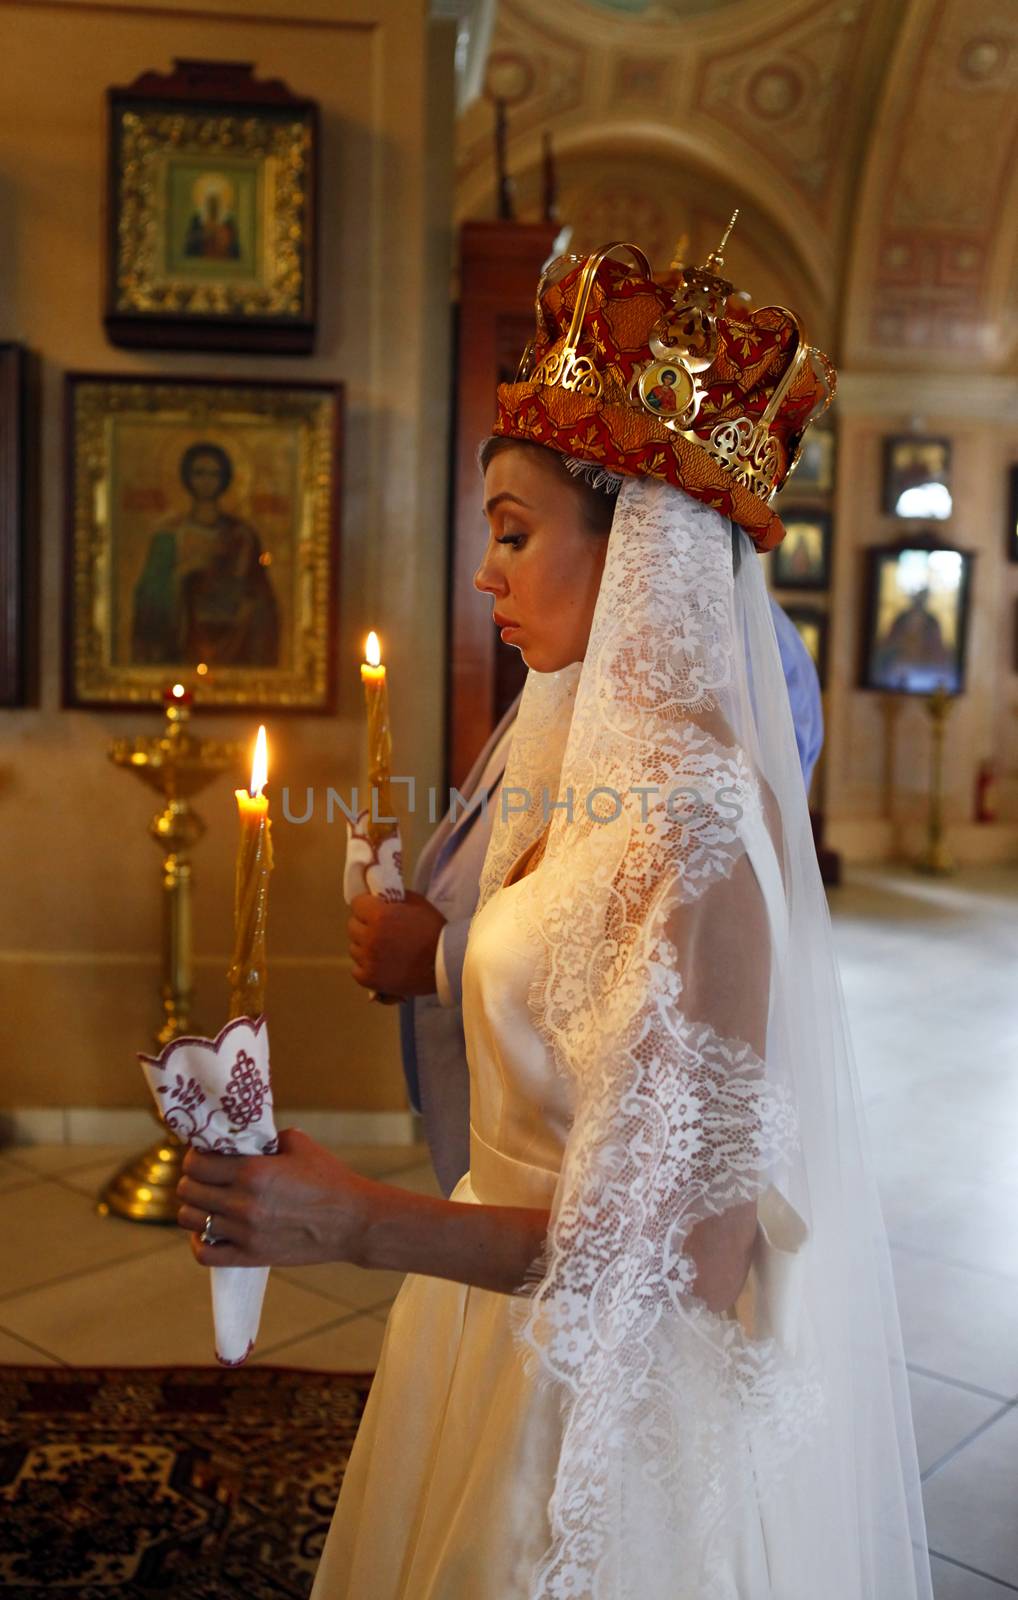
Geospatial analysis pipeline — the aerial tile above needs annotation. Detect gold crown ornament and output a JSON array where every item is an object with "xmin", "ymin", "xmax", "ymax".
[{"xmin": 493, "ymin": 214, "xmax": 835, "ymax": 551}]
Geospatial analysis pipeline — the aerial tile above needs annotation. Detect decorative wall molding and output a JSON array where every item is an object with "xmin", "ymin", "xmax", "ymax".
[
  {"xmin": 844, "ymin": 0, "xmax": 1018, "ymax": 367},
  {"xmin": 0, "ymin": 1107, "xmax": 419, "ymax": 1146},
  {"xmin": 692, "ymin": 0, "xmax": 875, "ymax": 224},
  {"xmin": 0, "ymin": 951, "xmax": 353, "ymax": 968},
  {"xmin": 836, "ymin": 370, "xmax": 1018, "ymax": 420}
]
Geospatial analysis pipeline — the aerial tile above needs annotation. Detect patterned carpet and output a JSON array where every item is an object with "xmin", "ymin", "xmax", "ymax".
[{"xmin": 0, "ymin": 1366, "xmax": 374, "ymax": 1597}]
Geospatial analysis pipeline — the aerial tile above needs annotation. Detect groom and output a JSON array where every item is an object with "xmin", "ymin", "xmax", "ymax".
[{"xmin": 348, "ymin": 598, "xmax": 822, "ymax": 1196}]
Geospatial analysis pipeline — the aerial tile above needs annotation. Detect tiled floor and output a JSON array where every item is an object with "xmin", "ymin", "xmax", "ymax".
[
  {"xmin": 833, "ymin": 866, "xmax": 1018, "ymax": 1598},
  {"xmin": 1, "ymin": 864, "xmax": 1016, "ymax": 1595},
  {"xmin": 0, "ymin": 1137, "xmax": 433, "ymax": 1372}
]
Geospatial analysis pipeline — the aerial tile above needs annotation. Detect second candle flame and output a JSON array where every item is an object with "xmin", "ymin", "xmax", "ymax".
[{"xmin": 249, "ymin": 725, "xmax": 268, "ymax": 797}]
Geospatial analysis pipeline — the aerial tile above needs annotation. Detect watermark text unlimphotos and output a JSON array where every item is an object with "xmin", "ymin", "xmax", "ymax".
[{"xmin": 280, "ymin": 778, "xmax": 743, "ymax": 828}]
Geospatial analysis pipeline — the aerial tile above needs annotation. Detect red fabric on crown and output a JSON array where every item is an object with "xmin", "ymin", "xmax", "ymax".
[{"xmin": 492, "ymin": 256, "xmax": 834, "ymax": 552}]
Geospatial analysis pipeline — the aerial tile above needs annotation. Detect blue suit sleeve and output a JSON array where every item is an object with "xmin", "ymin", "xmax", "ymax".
[
  {"xmin": 769, "ymin": 597, "xmax": 824, "ymax": 790},
  {"xmin": 437, "ymin": 915, "xmax": 473, "ymax": 1010}
]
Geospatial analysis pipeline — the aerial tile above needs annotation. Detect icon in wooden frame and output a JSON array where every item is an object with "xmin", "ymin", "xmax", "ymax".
[
  {"xmin": 861, "ymin": 539, "xmax": 972, "ymax": 696},
  {"xmin": 772, "ymin": 508, "xmax": 831, "ymax": 591}
]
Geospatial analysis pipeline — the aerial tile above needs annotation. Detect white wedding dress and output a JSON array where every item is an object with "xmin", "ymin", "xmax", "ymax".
[
  {"xmin": 311, "ymin": 828, "xmax": 793, "ymax": 1599},
  {"xmin": 312, "ymin": 481, "xmax": 932, "ymax": 1599},
  {"xmin": 311, "ymin": 858, "xmax": 567, "ymax": 1599}
]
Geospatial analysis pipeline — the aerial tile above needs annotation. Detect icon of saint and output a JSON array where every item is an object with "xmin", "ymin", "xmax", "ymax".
[
  {"xmin": 646, "ymin": 368, "xmax": 680, "ymax": 413},
  {"xmin": 131, "ymin": 442, "xmax": 280, "ymax": 668},
  {"xmin": 873, "ymin": 586, "xmax": 953, "ymax": 691},
  {"xmin": 184, "ymin": 181, "xmax": 240, "ymax": 261}
]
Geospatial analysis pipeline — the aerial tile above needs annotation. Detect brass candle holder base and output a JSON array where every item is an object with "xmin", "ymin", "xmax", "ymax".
[
  {"xmin": 914, "ymin": 683, "xmax": 956, "ymax": 878},
  {"xmin": 97, "ymin": 1131, "xmax": 186, "ymax": 1224},
  {"xmin": 102, "ymin": 691, "xmax": 244, "ymax": 1224},
  {"xmin": 914, "ymin": 840, "xmax": 955, "ymax": 877}
]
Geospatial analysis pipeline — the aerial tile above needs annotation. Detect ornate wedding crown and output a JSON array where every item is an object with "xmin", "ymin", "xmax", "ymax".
[{"xmin": 492, "ymin": 216, "xmax": 836, "ymax": 551}]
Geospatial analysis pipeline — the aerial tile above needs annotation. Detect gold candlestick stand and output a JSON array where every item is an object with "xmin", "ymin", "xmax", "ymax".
[
  {"xmin": 879, "ymin": 692, "xmax": 905, "ymax": 822},
  {"xmin": 99, "ymin": 696, "xmax": 244, "ymax": 1223},
  {"xmin": 915, "ymin": 683, "xmax": 956, "ymax": 877},
  {"xmin": 879, "ymin": 691, "xmax": 906, "ymax": 860}
]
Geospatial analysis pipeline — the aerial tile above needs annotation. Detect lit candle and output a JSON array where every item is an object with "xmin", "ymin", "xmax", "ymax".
[
  {"xmin": 227, "ymin": 725, "xmax": 273, "ymax": 1020},
  {"xmin": 360, "ymin": 631, "xmax": 396, "ymax": 847},
  {"xmin": 162, "ymin": 681, "xmax": 194, "ymax": 709}
]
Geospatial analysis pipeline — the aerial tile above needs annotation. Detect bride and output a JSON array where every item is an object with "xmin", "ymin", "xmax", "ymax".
[{"xmin": 176, "ymin": 239, "xmax": 933, "ymax": 1599}]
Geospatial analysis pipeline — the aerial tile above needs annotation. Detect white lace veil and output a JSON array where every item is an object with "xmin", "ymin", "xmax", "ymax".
[{"xmin": 476, "ymin": 475, "xmax": 932, "ymax": 1600}]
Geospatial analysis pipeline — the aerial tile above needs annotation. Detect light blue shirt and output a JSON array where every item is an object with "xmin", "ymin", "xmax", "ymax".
[{"xmin": 768, "ymin": 596, "xmax": 824, "ymax": 790}]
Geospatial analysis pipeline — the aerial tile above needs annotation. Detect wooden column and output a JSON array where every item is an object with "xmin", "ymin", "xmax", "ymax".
[{"xmin": 447, "ymin": 219, "xmax": 557, "ymax": 791}]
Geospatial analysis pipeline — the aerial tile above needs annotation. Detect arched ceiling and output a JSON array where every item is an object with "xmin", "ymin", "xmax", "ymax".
[
  {"xmin": 455, "ymin": 0, "xmax": 1018, "ymax": 372},
  {"xmin": 844, "ymin": 0, "xmax": 1018, "ymax": 371},
  {"xmin": 499, "ymin": 141, "xmax": 827, "ymax": 340}
]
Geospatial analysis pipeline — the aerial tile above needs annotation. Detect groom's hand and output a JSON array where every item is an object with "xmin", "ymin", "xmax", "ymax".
[{"xmin": 348, "ymin": 890, "xmax": 447, "ymax": 997}]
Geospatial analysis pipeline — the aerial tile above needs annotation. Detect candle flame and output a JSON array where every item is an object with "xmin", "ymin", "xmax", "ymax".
[
  {"xmin": 365, "ymin": 631, "xmax": 381, "ymax": 668},
  {"xmin": 249, "ymin": 726, "xmax": 268, "ymax": 797},
  {"xmin": 171, "ymin": 683, "xmax": 186, "ymax": 698}
]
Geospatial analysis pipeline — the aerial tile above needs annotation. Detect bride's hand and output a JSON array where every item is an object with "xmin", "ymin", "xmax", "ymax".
[{"xmin": 176, "ymin": 1128, "xmax": 371, "ymax": 1269}]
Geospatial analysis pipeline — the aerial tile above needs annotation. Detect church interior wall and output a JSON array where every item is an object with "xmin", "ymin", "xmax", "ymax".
[
  {"xmin": 0, "ymin": 0, "xmax": 454, "ymax": 1121},
  {"xmin": 825, "ymin": 401, "xmax": 1018, "ymax": 863}
]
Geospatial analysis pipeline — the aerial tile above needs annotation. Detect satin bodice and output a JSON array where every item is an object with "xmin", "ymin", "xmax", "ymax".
[{"xmin": 460, "ymin": 878, "xmax": 571, "ymax": 1212}]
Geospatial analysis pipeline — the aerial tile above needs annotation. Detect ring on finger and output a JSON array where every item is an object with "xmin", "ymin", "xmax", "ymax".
[{"xmin": 198, "ymin": 1212, "xmax": 218, "ymax": 1246}]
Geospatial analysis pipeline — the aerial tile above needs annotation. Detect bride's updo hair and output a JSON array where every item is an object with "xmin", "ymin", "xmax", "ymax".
[{"xmin": 477, "ymin": 435, "xmax": 620, "ymax": 538}]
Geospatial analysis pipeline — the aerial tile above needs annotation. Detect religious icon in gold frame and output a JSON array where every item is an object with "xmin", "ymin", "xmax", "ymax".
[
  {"xmin": 861, "ymin": 539, "xmax": 971, "ymax": 696},
  {"xmin": 771, "ymin": 508, "xmax": 831, "ymax": 591},
  {"xmin": 882, "ymin": 436, "xmax": 952, "ymax": 521},
  {"xmin": 105, "ymin": 60, "xmax": 318, "ymax": 354},
  {"xmin": 64, "ymin": 374, "xmax": 341, "ymax": 711}
]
